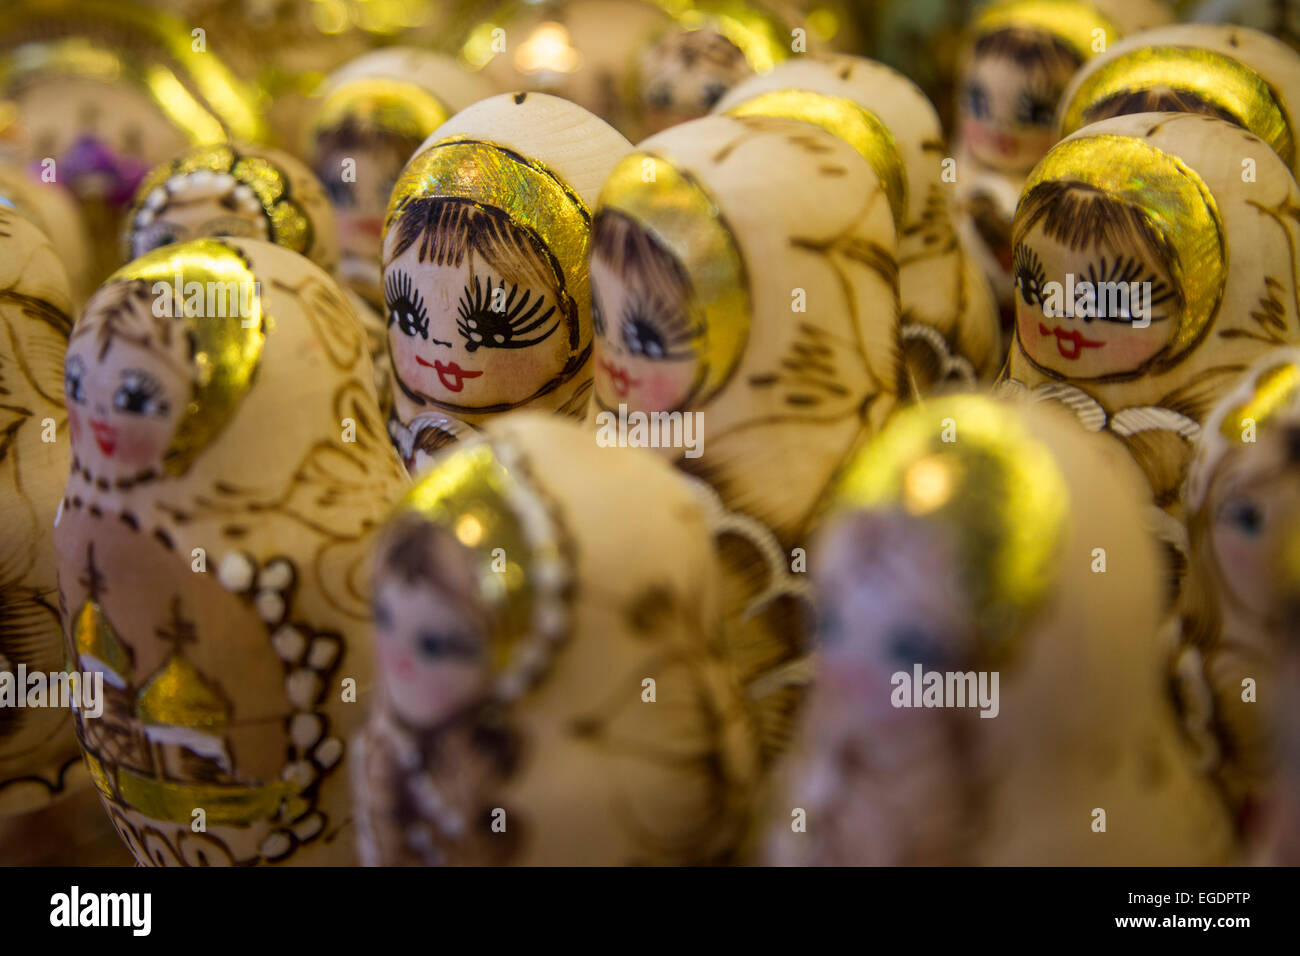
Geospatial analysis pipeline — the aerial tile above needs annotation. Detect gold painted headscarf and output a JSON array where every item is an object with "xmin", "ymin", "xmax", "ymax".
[{"xmin": 1058, "ymin": 24, "xmax": 1300, "ymax": 177}]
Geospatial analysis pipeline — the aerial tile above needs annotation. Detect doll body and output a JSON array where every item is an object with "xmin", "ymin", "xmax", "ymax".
[
  {"xmin": 354, "ymin": 414, "xmax": 758, "ymax": 865},
  {"xmin": 54, "ymin": 238, "xmax": 408, "ymax": 865},
  {"xmin": 716, "ymin": 54, "xmax": 1001, "ymax": 390},
  {"xmin": 587, "ymin": 114, "xmax": 901, "ymax": 760},
  {"xmin": 768, "ymin": 396, "xmax": 1234, "ymax": 865},
  {"xmin": 382, "ymin": 93, "xmax": 631, "ymax": 472},
  {"xmin": 0, "ymin": 210, "xmax": 83, "ymax": 813},
  {"xmin": 1179, "ymin": 351, "xmax": 1300, "ymax": 837}
]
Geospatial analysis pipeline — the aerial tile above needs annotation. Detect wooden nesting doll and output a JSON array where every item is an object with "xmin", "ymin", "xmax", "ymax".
[
  {"xmin": 466, "ymin": 0, "xmax": 677, "ymax": 141},
  {"xmin": 53, "ymin": 237, "xmax": 409, "ymax": 866},
  {"xmin": 1184, "ymin": 0, "xmax": 1300, "ymax": 54},
  {"xmin": 352, "ymin": 413, "xmax": 758, "ymax": 865},
  {"xmin": 1057, "ymin": 24, "xmax": 1300, "ymax": 183},
  {"xmin": 382, "ymin": 92, "xmax": 632, "ymax": 473},
  {"xmin": 714, "ymin": 54, "xmax": 1001, "ymax": 390},
  {"xmin": 1177, "ymin": 350, "xmax": 1300, "ymax": 833},
  {"xmin": 953, "ymin": 0, "xmax": 1173, "ymax": 321},
  {"xmin": 0, "ymin": 209, "xmax": 83, "ymax": 814},
  {"xmin": 586, "ymin": 114, "xmax": 901, "ymax": 761},
  {"xmin": 0, "ymin": 163, "xmax": 95, "ymax": 308},
  {"xmin": 306, "ymin": 48, "xmax": 496, "ymax": 312},
  {"xmin": 0, "ymin": 1, "xmax": 264, "ymax": 283},
  {"xmin": 767, "ymin": 395, "xmax": 1234, "ymax": 865},
  {"xmin": 999, "ymin": 112, "xmax": 1300, "ymax": 591},
  {"xmin": 1266, "ymin": 521, "xmax": 1300, "ymax": 864},
  {"xmin": 634, "ymin": 1, "xmax": 792, "ymax": 137},
  {"xmin": 121, "ymin": 141, "xmax": 394, "ymax": 417}
]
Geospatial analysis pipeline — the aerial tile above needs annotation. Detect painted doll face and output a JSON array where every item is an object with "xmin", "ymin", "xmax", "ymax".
[
  {"xmin": 130, "ymin": 175, "xmax": 269, "ymax": 259},
  {"xmin": 589, "ymin": 250, "xmax": 700, "ymax": 413},
  {"xmin": 959, "ymin": 43, "xmax": 1076, "ymax": 175},
  {"xmin": 1013, "ymin": 223, "xmax": 1178, "ymax": 380},
  {"xmin": 1207, "ymin": 429, "xmax": 1300, "ymax": 617},
  {"xmin": 382, "ymin": 209, "xmax": 573, "ymax": 413},
  {"xmin": 317, "ymin": 138, "xmax": 410, "ymax": 294},
  {"xmin": 638, "ymin": 28, "xmax": 753, "ymax": 136},
  {"xmin": 813, "ymin": 511, "xmax": 975, "ymax": 726},
  {"xmin": 64, "ymin": 303, "xmax": 192, "ymax": 480},
  {"xmin": 372, "ymin": 574, "xmax": 490, "ymax": 730}
]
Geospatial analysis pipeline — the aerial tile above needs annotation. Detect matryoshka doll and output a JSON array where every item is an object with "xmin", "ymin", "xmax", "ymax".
[
  {"xmin": 634, "ymin": 0, "xmax": 792, "ymax": 136},
  {"xmin": 0, "ymin": 162, "xmax": 95, "ymax": 308},
  {"xmin": 953, "ymin": 0, "xmax": 1172, "ymax": 322},
  {"xmin": 1267, "ymin": 520, "xmax": 1300, "ymax": 864},
  {"xmin": 121, "ymin": 141, "xmax": 394, "ymax": 416},
  {"xmin": 587, "ymin": 114, "xmax": 902, "ymax": 760},
  {"xmin": 1000, "ymin": 113, "xmax": 1300, "ymax": 595},
  {"xmin": 53, "ymin": 238, "xmax": 408, "ymax": 866},
  {"xmin": 0, "ymin": 207, "xmax": 83, "ymax": 813},
  {"xmin": 767, "ymin": 395, "xmax": 1234, "ymax": 865},
  {"xmin": 1057, "ymin": 23, "xmax": 1300, "ymax": 182},
  {"xmin": 353, "ymin": 413, "xmax": 758, "ymax": 865},
  {"xmin": 306, "ymin": 48, "xmax": 496, "ymax": 312},
  {"xmin": 382, "ymin": 92, "xmax": 631, "ymax": 472},
  {"xmin": 0, "ymin": 1, "xmax": 264, "ymax": 283},
  {"xmin": 714, "ymin": 54, "xmax": 1001, "ymax": 390},
  {"xmin": 1178, "ymin": 351, "xmax": 1300, "ymax": 837}
]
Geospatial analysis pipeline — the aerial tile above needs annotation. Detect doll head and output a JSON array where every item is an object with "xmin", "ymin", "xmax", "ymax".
[
  {"xmin": 1009, "ymin": 131, "xmax": 1227, "ymax": 384},
  {"xmin": 1057, "ymin": 25, "xmax": 1300, "ymax": 179},
  {"xmin": 383, "ymin": 196, "xmax": 581, "ymax": 413},
  {"xmin": 372, "ymin": 514, "xmax": 495, "ymax": 730},
  {"xmin": 637, "ymin": 27, "xmax": 755, "ymax": 135},
  {"xmin": 64, "ymin": 240, "xmax": 263, "ymax": 485},
  {"xmin": 124, "ymin": 145, "xmax": 331, "ymax": 272},
  {"xmin": 959, "ymin": 17, "xmax": 1087, "ymax": 174}
]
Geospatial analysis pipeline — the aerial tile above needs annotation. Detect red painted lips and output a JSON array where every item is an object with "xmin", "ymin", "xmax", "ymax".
[
  {"xmin": 1039, "ymin": 323, "xmax": 1103, "ymax": 360},
  {"xmin": 600, "ymin": 359, "xmax": 640, "ymax": 397},
  {"xmin": 90, "ymin": 419, "xmax": 117, "ymax": 456},
  {"xmin": 416, "ymin": 356, "xmax": 482, "ymax": 392}
]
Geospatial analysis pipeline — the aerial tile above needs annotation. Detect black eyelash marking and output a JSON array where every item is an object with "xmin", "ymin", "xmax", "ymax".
[
  {"xmin": 1013, "ymin": 244, "xmax": 1046, "ymax": 307},
  {"xmin": 619, "ymin": 298, "xmax": 700, "ymax": 361},
  {"xmin": 456, "ymin": 275, "xmax": 559, "ymax": 352},
  {"xmin": 386, "ymin": 269, "xmax": 449, "ymax": 345},
  {"xmin": 115, "ymin": 368, "xmax": 170, "ymax": 416},
  {"xmin": 1082, "ymin": 254, "xmax": 1176, "ymax": 324}
]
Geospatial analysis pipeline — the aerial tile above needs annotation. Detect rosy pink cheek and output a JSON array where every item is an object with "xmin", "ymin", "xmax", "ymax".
[
  {"xmin": 641, "ymin": 370, "xmax": 688, "ymax": 410},
  {"xmin": 68, "ymin": 408, "xmax": 81, "ymax": 441},
  {"xmin": 114, "ymin": 425, "xmax": 164, "ymax": 468}
]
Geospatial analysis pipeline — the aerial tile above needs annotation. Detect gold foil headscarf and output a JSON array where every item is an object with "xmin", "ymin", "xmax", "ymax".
[
  {"xmin": 106, "ymin": 238, "xmax": 265, "ymax": 478},
  {"xmin": 1059, "ymin": 47, "xmax": 1295, "ymax": 168},
  {"xmin": 824, "ymin": 395, "xmax": 1068, "ymax": 661},
  {"xmin": 1017, "ymin": 134, "xmax": 1227, "ymax": 361},
  {"xmin": 386, "ymin": 135, "xmax": 592, "ymax": 321},
  {"xmin": 0, "ymin": 0, "xmax": 264, "ymax": 145},
  {"xmin": 126, "ymin": 145, "xmax": 313, "ymax": 260},
  {"xmin": 972, "ymin": 0, "xmax": 1120, "ymax": 60},
  {"xmin": 311, "ymin": 77, "xmax": 452, "ymax": 144},
  {"xmin": 395, "ymin": 436, "xmax": 570, "ymax": 700},
  {"xmin": 597, "ymin": 151, "xmax": 750, "ymax": 407},
  {"xmin": 724, "ymin": 89, "xmax": 907, "ymax": 231}
]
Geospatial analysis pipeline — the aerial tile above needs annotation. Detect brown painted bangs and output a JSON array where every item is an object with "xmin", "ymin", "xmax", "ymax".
[
  {"xmin": 973, "ymin": 27, "xmax": 1084, "ymax": 75},
  {"xmin": 590, "ymin": 208, "xmax": 694, "ymax": 322},
  {"xmin": 72, "ymin": 278, "xmax": 191, "ymax": 366},
  {"xmin": 375, "ymin": 512, "xmax": 494, "ymax": 633},
  {"xmin": 1081, "ymin": 88, "xmax": 1244, "ymax": 129}
]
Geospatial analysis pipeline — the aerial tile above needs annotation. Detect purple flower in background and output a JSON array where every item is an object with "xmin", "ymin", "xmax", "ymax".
[{"xmin": 42, "ymin": 135, "xmax": 149, "ymax": 207}]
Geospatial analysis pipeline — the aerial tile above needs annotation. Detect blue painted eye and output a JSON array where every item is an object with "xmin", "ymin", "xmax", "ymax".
[{"xmin": 1228, "ymin": 500, "xmax": 1264, "ymax": 537}]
